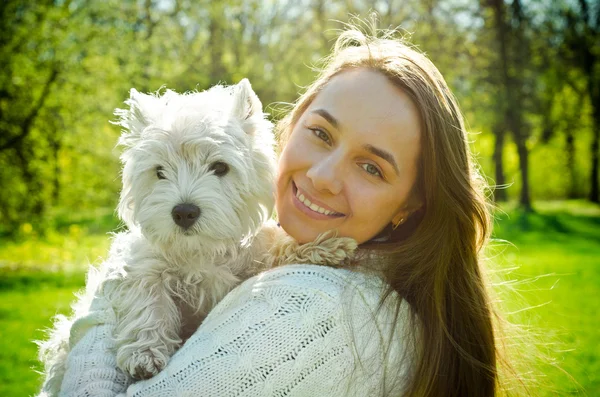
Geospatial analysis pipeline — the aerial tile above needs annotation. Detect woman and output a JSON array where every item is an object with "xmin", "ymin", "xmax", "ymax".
[{"xmin": 58, "ymin": 26, "xmax": 505, "ymax": 397}]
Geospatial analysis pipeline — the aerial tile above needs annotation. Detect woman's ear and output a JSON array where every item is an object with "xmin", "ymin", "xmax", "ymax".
[
  {"xmin": 392, "ymin": 211, "xmax": 408, "ymax": 227},
  {"xmin": 392, "ymin": 199, "xmax": 423, "ymax": 226}
]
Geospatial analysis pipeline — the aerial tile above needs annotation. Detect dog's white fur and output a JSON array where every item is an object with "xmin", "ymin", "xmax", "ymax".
[
  {"xmin": 110, "ymin": 79, "xmax": 280, "ymax": 378},
  {"xmin": 37, "ymin": 80, "xmax": 356, "ymax": 395}
]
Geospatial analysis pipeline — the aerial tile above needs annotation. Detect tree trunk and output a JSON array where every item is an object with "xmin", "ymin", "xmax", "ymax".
[
  {"xmin": 565, "ymin": 128, "xmax": 577, "ymax": 198},
  {"xmin": 577, "ymin": 0, "xmax": 599, "ymax": 202},
  {"xmin": 590, "ymin": 94, "xmax": 600, "ymax": 202},
  {"xmin": 314, "ymin": 0, "xmax": 330, "ymax": 50},
  {"xmin": 489, "ymin": 0, "xmax": 532, "ymax": 210},
  {"xmin": 208, "ymin": 6, "xmax": 224, "ymax": 84},
  {"xmin": 50, "ymin": 135, "xmax": 61, "ymax": 204},
  {"xmin": 515, "ymin": 135, "xmax": 532, "ymax": 210},
  {"xmin": 510, "ymin": 0, "xmax": 532, "ymax": 211},
  {"xmin": 493, "ymin": 124, "xmax": 507, "ymax": 202},
  {"xmin": 16, "ymin": 141, "xmax": 46, "ymax": 220}
]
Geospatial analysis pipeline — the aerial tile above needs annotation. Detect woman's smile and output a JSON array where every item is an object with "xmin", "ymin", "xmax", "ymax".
[{"xmin": 291, "ymin": 181, "xmax": 345, "ymax": 220}]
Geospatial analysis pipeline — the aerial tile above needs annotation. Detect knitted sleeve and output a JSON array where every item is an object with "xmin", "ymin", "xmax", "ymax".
[
  {"xmin": 120, "ymin": 265, "xmax": 413, "ymax": 397},
  {"xmin": 58, "ymin": 288, "xmax": 132, "ymax": 397}
]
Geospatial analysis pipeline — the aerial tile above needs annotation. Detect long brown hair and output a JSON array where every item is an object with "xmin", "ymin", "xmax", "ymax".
[{"xmin": 276, "ymin": 25, "xmax": 507, "ymax": 397}]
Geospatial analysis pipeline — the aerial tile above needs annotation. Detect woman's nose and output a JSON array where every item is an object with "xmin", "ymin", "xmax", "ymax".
[{"xmin": 306, "ymin": 152, "xmax": 344, "ymax": 195}]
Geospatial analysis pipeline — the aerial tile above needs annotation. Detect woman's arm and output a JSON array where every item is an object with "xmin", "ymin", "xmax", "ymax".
[
  {"xmin": 58, "ymin": 289, "xmax": 132, "ymax": 397},
  {"xmin": 56, "ymin": 264, "xmax": 410, "ymax": 397},
  {"xmin": 37, "ymin": 260, "xmax": 133, "ymax": 397},
  {"xmin": 121, "ymin": 265, "xmax": 409, "ymax": 397}
]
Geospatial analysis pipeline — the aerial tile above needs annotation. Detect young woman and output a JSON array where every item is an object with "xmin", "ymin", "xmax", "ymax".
[{"xmin": 56, "ymin": 27, "xmax": 506, "ymax": 397}]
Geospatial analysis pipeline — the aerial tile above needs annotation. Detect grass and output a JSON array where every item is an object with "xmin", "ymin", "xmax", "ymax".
[
  {"xmin": 0, "ymin": 201, "xmax": 598, "ymax": 396},
  {"xmin": 0, "ymin": 271, "xmax": 85, "ymax": 397},
  {"xmin": 0, "ymin": 207, "xmax": 117, "ymax": 397},
  {"xmin": 0, "ymin": 207, "xmax": 119, "ymax": 271},
  {"xmin": 489, "ymin": 200, "xmax": 600, "ymax": 395}
]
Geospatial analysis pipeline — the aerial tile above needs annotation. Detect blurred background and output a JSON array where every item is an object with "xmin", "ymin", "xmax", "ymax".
[{"xmin": 0, "ymin": 0, "xmax": 598, "ymax": 395}]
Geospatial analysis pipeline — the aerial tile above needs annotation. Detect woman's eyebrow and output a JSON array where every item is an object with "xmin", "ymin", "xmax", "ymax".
[
  {"xmin": 363, "ymin": 144, "xmax": 400, "ymax": 175},
  {"xmin": 312, "ymin": 108, "xmax": 339, "ymax": 129}
]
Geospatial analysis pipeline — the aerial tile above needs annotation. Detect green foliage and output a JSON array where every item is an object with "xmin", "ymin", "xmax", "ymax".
[
  {"xmin": 1, "ymin": 0, "xmax": 597, "ymax": 231},
  {"xmin": 0, "ymin": 0, "xmax": 335, "ymax": 236}
]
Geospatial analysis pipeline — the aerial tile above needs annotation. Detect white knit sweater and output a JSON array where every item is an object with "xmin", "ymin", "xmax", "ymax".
[{"xmin": 58, "ymin": 264, "xmax": 414, "ymax": 396}]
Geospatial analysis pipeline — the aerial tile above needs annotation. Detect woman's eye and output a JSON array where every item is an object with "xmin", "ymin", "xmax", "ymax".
[
  {"xmin": 309, "ymin": 127, "xmax": 331, "ymax": 145},
  {"xmin": 210, "ymin": 161, "xmax": 229, "ymax": 177},
  {"xmin": 361, "ymin": 163, "xmax": 382, "ymax": 178},
  {"xmin": 156, "ymin": 166, "xmax": 166, "ymax": 180}
]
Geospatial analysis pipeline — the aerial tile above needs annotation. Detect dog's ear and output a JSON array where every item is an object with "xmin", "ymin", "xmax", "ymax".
[
  {"xmin": 232, "ymin": 78, "xmax": 263, "ymax": 124},
  {"xmin": 114, "ymin": 89, "xmax": 161, "ymax": 146}
]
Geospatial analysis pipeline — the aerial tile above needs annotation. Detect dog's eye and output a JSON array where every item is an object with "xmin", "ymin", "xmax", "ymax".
[
  {"xmin": 210, "ymin": 162, "xmax": 229, "ymax": 177},
  {"xmin": 156, "ymin": 166, "xmax": 166, "ymax": 180}
]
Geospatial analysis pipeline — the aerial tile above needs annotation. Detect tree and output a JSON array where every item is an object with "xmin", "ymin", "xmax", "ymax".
[
  {"xmin": 480, "ymin": 0, "xmax": 534, "ymax": 210},
  {"xmin": 562, "ymin": 0, "xmax": 600, "ymax": 202}
]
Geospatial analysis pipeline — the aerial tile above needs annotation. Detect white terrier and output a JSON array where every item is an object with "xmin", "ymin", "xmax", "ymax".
[
  {"xmin": 37, "ymin": 80, "xmax": 356, "ymax": 395},
  {"xmin": 108, "ymin": 79, "xmax": 281, "ymax": 378}
]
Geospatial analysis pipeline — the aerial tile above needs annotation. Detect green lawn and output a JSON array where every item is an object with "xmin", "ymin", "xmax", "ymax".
[
  {"xmin": 490, "ymin": 201, "xmax": 600, "ymax": 395},
  {"xmin": 0, "ymin": 207, "xmax": 115, "ymax": 397},
  {"xmin": 0, "ymin": 271, "xmax": 86, "ymax": 397},
  {"xmin": 0, "ymin": 201, "xmax": 598, "ymax": 396}
]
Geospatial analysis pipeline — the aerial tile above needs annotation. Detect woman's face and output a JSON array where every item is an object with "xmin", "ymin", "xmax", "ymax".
[{"xmin": 276, "ymin": 68, "xmax": 422, "ymax": 244}]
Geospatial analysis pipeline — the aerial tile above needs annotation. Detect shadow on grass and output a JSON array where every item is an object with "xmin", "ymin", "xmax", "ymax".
[
  {"xmin": 493, "ymin": 204, "xmax": 600, "ymax": 244},
  {"xmin": 51, "ymin": 207, "xmax": 122, "ymax": 235},
  {"xmin": 0, "ymin": 267, "xmax": 85, "ymax": 291},
  {"xmin": 0, "ymin": 206, "xmax": 123, "ymax": 240}
]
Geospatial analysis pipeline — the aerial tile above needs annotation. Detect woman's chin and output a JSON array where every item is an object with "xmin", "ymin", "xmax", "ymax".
[{"xmin": 279, "ymin": 224, "xmax": 314, "ymax": 244}]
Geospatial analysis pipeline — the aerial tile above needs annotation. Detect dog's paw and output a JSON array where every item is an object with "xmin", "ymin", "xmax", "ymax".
[{"xmin": 118, "ymin": 346, "xmax": 169, "ymax": 380}]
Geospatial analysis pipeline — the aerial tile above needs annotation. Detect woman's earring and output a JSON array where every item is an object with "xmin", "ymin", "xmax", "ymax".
[{"xmin": 392, "ymin": 218, "xmax": 405, "ymax": 231}]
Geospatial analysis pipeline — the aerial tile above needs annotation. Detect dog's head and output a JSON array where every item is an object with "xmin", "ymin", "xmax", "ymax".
[{"xmin": 114, "ymin": 79, "xmax": 276, "ymax": 254}]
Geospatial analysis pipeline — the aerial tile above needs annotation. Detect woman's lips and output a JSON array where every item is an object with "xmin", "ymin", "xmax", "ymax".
[{"xmin": 291, "ymin": 182, "xmax": 344, "ymax": 220}]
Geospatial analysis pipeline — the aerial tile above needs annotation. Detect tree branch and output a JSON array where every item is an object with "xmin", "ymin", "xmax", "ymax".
[{"xmin": 0, "ymin": 66, "xmax": 59, "ymax": 151}]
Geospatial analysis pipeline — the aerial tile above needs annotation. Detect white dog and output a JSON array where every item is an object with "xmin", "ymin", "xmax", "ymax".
[
  {"xmin": 108, "ymin": 79, "xmax": 281, "ymax": 379},
  {"xmin": 37, "ymin": 80, "xmax": 356, "ymax": 395}
]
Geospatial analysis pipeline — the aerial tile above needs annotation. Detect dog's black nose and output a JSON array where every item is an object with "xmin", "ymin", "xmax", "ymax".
[{"xmin": 171, "ymin": 204, "xmax": 201, "ymax": 229}]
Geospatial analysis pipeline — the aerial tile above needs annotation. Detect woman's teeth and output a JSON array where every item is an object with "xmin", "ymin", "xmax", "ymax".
[{"xmin": 296, "ymin": 189, "xmax": 335, "ymax": 215}]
